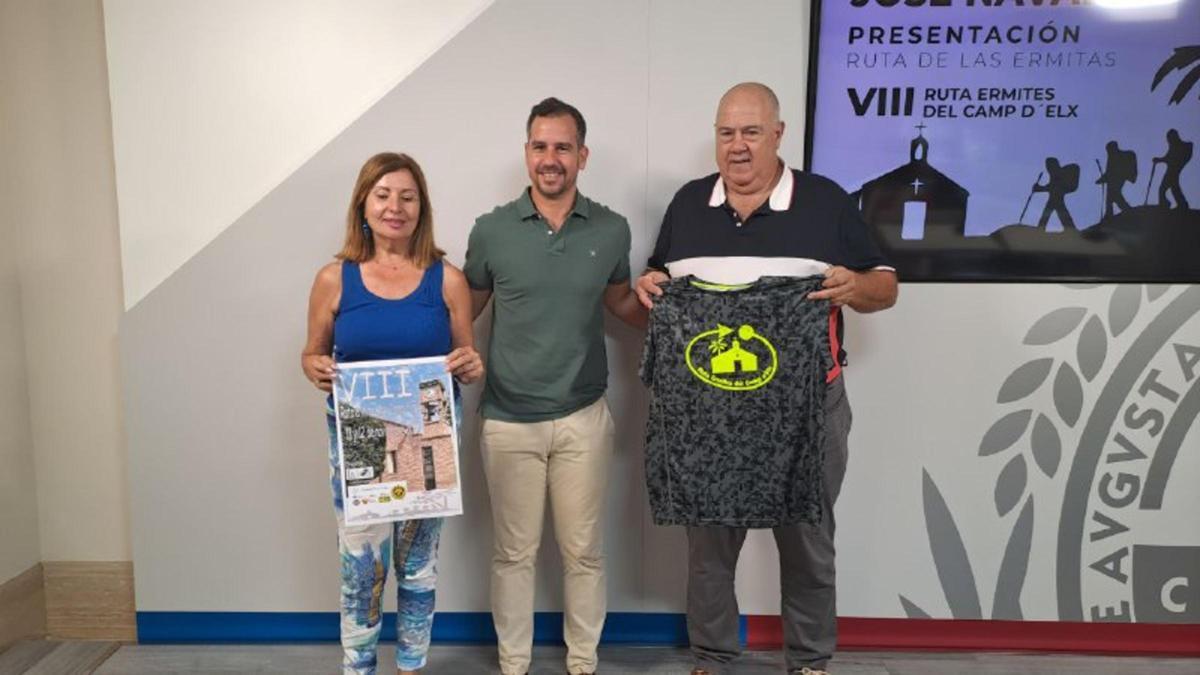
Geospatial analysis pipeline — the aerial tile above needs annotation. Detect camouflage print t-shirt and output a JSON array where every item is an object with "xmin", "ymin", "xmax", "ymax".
[{"xmin": 640, "ymin": 276, "xmax": 832, "ymax": 528}]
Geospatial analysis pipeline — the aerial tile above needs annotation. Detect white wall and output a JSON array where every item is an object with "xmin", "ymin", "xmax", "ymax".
[
  {"xmin": 0, "ymin": 0, "xmax": 498, "ymax": 579},
  {"xmin": 0, "ymin": 242, "xmax": 40, "ymax": 581},
  {"xmin": 103, "ymin": 0, "xmax": 493, "ymax": 309},
  {"xmin": 0, "ymin": 0, "xmax": 129, "ymax": 564},
  {"xmin": 119, "ymin": 0, "xmax": 657, "ymax": 614},
  {"xmin": 0, "ymin": 0, "xmax": 40, "ymax": 574},
  {"xmin": 106, "ymin": 0, "xmax": 1200, "ymax": 626}
]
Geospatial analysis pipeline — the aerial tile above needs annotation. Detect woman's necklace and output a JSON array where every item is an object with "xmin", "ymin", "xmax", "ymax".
[{"xmin": 374, "ymin": 257, "xmax": 408, "ymax": 273}]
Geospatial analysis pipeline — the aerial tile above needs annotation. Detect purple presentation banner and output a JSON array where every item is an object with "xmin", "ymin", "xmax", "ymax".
[{"xmin": 805, "ymin": 0, "xmax": 1200, "ymax": 281}]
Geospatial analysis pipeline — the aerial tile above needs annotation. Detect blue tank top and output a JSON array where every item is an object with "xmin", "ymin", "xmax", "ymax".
[{"xmin": 333, "ymin": 260, "xmax": 452, "ymax": 363}]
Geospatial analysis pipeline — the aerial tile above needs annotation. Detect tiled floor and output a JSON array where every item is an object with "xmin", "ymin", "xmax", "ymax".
[
  {"xmin": 53, "ymin": 642, "xmax": 1200, "ymax": 674},
  {"xmin": 0, "ymin": 640, "xmax": 118, "ymax": 675}
]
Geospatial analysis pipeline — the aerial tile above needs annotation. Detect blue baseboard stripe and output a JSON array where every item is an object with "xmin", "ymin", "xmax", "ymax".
[
  {"xmin": 135, "ymin": 611, "xmax": 724, "ymax": 645},
  {"xmin": 137, "ymin": 612, "xmax": 1200, "ymax": 654}
]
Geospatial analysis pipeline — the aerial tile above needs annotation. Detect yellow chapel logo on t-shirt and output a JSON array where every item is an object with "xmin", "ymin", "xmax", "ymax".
[{"xmin": 685, "ymin": 323, "xmax": 777, "ymax": 391}]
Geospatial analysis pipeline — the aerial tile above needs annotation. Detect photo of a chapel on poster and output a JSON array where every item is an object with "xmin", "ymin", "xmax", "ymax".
[
  {"xmin": 332, "ymin": 357, "xmax": 463, "ymax": 526},
  {"xmin": 806, "ymin": 0, "xmax": 1200, "ymax": 281}
]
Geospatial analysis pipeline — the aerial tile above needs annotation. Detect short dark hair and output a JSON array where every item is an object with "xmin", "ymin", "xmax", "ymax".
[{"xmin": 526, "ymin": 97, "xmax": 587, "ymax": 146}]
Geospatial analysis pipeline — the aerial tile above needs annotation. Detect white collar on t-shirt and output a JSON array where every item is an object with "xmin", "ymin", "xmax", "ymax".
[{"xmin": 708, "ymin": 161, "xmax": 793, "ymax": 211}]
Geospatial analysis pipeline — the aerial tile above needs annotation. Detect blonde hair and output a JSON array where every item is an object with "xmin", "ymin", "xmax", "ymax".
[{"xmin": 336, "ymin": 152, "xmax": 444, "ymax": 267}]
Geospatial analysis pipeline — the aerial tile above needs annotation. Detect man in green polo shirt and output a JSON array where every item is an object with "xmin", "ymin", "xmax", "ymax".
[{"xmin": 465, "ymin": 97, "xmax": 644, "ymax": 675}]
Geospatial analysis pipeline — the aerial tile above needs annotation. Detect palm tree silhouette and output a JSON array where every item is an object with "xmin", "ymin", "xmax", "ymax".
[
  {"xmin": 708, "ymin": 324, "xmax": 732, "ymax": 354},
  {"xmin": 1152, "ymin": 45, "xmax": 1200, "ymax": 104}
]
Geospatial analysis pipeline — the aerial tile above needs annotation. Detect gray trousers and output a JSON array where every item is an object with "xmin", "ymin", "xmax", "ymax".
[{"xmin": 686, "ymin": 377, "xmax": 851, "ymax": 673}]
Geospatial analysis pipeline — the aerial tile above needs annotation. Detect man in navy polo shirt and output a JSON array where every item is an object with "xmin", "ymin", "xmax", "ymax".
[{"xmin": 635, "ymin": 82, "xmax": 898, "ymax": 675}]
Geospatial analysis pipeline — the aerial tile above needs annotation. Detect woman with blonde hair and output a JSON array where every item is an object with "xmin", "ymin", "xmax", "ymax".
[{"xmin": 301, "ymin": 152, "xmax": 482, "ymax": 674}]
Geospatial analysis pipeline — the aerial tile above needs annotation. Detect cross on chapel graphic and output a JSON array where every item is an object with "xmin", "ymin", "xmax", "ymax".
[{"xmin": 849, "ymin": 124, "xmax": 970, "ymax": 240}]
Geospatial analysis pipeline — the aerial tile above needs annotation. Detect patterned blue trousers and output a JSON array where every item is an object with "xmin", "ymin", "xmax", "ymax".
[{"xmin": 327, "ymin": 414, "xmax": 443, "ymax": 674}]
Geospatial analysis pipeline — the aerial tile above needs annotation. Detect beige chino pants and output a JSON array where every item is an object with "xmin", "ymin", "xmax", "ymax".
[{"xmin": 481, "ymin": 397, "xmax": 614, "ymax": 675}]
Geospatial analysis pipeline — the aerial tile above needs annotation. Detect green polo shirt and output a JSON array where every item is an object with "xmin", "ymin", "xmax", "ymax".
[{"xmin": 464, "ymin": 189, "xmax": 632, "ymax": 422}]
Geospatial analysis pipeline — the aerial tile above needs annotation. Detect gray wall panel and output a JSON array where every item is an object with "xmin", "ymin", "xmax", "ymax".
[{"xmin": 123, "ymin": 0, "xmax": 656, "ymax": 611}]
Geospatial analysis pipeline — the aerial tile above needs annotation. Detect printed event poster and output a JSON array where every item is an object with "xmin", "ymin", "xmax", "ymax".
[
  {"xmin": 806, "ymin": 0, "xmax": 1200, "ymax": 281},
  {"xmin": 332, "ymin": 357, "xmax": 463, "ymax": 525}
]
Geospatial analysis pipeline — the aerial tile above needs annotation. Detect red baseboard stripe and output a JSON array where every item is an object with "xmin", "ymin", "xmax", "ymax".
[{"xmin": 745, "ymin": 616, "xmax": 1200, "ymax": 655}]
